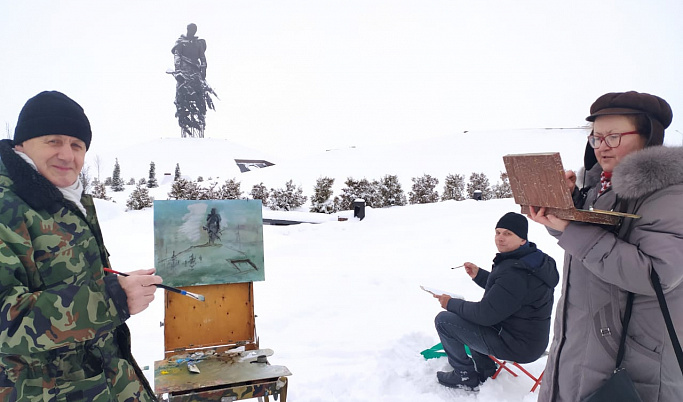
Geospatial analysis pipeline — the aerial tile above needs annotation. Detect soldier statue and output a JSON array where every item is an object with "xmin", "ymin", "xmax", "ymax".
[{"xmin": 170, "ymin": 23, "xmax": 217, "ymax": 138}]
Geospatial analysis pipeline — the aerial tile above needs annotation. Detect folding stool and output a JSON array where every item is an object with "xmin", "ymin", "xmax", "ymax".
[{"xmin": 488, "ymin": 355, "xmax": 544, "ymax": 392}]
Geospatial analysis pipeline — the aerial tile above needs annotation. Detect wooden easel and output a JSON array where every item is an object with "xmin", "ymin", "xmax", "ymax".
[{"xmin": 154, "ymin": 282, "xmax": 291, "ymax": 401}]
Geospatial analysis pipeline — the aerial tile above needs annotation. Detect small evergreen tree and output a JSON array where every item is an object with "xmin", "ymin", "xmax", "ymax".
[
  {"xmin": 126, "ymin": 184, "xmax": 154, "ymax": 210},
  {"xmin": 91, "ymin": 181, "xmax": 111, "ymax": 201},
  {"xmin": 310, "ymin": 177, "xmax": 340, "ymax": 214},
  {"xmin": 127, "ymin": 178, "xmax": 136, "ymax": 185},
  {"xmin": 174, "ymin": 163, "xmax": 181, "ymax": 181},
  {"xmin": 104, "ymin": 177, "xmax": 112, "ymax": 186},
  {"xmin": 167, "ymin": 178, "xmax": 201, "ymax": 200},
  {"xmin": 268, "ymin": 180, "xmax": 307, "ymax": 211},
  {"xmin": 376, "ymin": 174, "xmax": 406, "ymax": 207},
  {"xmin": 197, "ymin": 176, "xmax": 204, "ymax": 182},
  {"xmin": 147, "ymin": 161, "xmax": 159, "ymax": 188},
  {"xmin": 250, "ymin": 183, "xmax": 269, "ymax": 205},
  {"xmin": 339, "ymin": 178, "xmax": 379, "ymax": 209},
  {"xmin": 111, "ymin": 158, "xmax": 125, "ymax": 192},
  {"xmin": 219, "ymin": 178, "xmax": 243, "ymax": 199},
  {"xmin": 197, "ymin": 182, "xmax": 219, "ymax": 200},
  {"xmin": 467, "ymin": 172, "xmax": 493, "ymax": 200},
  {"xmin": 138, "ymin": 178, "xmax": 147, "ymax": 186},
  {"xmin": 492, "ymin": 172, "xmax": 513, "ymax": 199},
  {"xmin": 442, "ymin": 173, "xmax": 466, "ymax": 201},
  {"xmin": 409, "ymin": 174, "xmax": 439, "ymax": 204}
]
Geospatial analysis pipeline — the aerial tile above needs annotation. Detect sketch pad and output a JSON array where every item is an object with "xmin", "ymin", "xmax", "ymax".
[
  {"xmin": 420, "ymin": 285, "xmax": 464, "ymax": 300},
  {"xmin": 503, "ymin": 152, "xmax": 639, "ymax": 225}
]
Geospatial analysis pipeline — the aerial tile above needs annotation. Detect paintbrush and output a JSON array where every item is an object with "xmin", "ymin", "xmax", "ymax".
[
  {"xmin": 103, "ymin": 268, "xmax": 205, "ymax": 302},
  {"xmin": 451, "ymin": 265, "xmax": 464, "ymax": 269}
]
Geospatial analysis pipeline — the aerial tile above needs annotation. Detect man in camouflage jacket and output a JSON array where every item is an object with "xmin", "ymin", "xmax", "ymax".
[{"xmin": 0, "ymin": 91, "xmax": 160, "ymax": 401}]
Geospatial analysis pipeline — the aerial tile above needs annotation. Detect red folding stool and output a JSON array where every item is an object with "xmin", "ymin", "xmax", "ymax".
[{"xmin": 488, "ymin": 355, "xmax": 544, "ymax": 392}]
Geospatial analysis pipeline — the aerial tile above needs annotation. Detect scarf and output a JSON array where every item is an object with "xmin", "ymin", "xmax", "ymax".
[
  {"xmin": 598, "ymin": 171, "xmax": 612, "ymax": 195},
  {"xmin": 13, "ymin": 150, "xmax": 87, "ymax": 216}
]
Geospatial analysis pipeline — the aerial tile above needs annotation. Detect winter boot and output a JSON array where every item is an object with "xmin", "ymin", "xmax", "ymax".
[
  {"xmin": 436, "ymin": 370, "xmax": 480, "ymax": 392},
  {"xmin": 472, "ymin": 353, "xmax": 498, "ymax": 383},
  {"xmin": 476, "ymin": 366, "xmax": 498, "ymax": 383}
]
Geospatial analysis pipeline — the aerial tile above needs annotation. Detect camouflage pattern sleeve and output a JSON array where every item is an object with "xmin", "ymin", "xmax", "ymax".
[{"xmin": 0, "ymin": 203, "xmax": 125, "ymax": 355}]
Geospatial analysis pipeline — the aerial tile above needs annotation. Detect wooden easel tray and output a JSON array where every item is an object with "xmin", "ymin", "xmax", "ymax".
[{"xmin": 154, "ymin": 351, "xmax": 291, "ymax": 394}]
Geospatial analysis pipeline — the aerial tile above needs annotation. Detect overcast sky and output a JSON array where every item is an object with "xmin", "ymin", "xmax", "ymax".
[{"xmin": 1, "ymin": 0, "xmax": 682, "ymax": 159}]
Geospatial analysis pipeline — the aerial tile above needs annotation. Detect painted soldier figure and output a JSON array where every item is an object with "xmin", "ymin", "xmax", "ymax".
[{"xmin": 205, "ymin": 208, "xmax": 222, "ymax": 245}]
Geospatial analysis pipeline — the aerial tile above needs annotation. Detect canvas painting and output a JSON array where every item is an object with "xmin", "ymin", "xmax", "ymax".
[{"xmin": 153, "ymin": 199, "xmax": 265, "ymax": 287}]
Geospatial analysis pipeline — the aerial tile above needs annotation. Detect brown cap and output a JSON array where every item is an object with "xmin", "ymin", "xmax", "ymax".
[{"xmin": 584, "ymin": 91, "xmax": 673, "ymax": 169}]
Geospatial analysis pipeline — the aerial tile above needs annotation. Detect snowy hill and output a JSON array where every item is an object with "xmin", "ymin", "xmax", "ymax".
[
  {"xmin": 87, "ymin": 137, "xmax": 278, "ymax": 185},
  {"xmin": 97, "ymin": 127, "xmax": 590, "ymax": 201}
]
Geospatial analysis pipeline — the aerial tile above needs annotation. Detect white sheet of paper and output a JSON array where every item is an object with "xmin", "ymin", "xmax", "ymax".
[{"xmin": 420, "ymin": 285, "xmax": 464, "ymax": 300}]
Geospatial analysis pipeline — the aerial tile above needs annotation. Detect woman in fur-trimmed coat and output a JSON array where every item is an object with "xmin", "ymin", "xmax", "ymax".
[{"xmin": 530, "ymin": 91, "xmax": 683, "ymax": 402}]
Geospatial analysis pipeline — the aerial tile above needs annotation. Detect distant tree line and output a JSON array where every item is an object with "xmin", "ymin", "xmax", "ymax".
[{"xmin": 84, "ymin": 159, "xmax": 513, "ymax": 213}]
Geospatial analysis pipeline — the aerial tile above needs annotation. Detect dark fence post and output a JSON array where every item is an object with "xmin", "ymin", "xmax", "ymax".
[{"xmin": 353, "ymin": 199, "xmax": 366, "ymax": 220}]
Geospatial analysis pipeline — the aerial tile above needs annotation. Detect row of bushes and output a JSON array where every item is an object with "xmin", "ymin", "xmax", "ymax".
[{"xmin": 94, "ymin": 170, "xmax": 512, "ymax": 212}]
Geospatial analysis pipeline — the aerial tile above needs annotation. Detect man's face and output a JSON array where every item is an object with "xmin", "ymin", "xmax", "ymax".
[
  {"xmin": 495, "ymin": 228, "xmax": 526, "ymax": 253},
  {"xmin": 15, "ymin": 134, "xmax": 86, "ymax": 188}
]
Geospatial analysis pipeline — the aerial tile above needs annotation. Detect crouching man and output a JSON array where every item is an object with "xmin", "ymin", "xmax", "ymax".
[{"xmin": 434, "ymin": 212, "xmax": 558, "ymax": 391}]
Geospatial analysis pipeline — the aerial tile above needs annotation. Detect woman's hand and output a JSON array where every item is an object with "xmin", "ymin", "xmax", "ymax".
[{"xmin": 528, "ymin": 206, "xmax": 570, "ymax": 233}]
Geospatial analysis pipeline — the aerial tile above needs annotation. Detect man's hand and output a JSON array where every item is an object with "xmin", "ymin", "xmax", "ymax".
[
  {"xmin": 463, "ymin": 262, "xmax": 479, "ymax": 279},
  {"xmin": 528, "ymin": 206, "xmax": 570, "ymax": 233},
  {"xmin": 435, "ymin": 294, "xmax": 452, "ymax": 310},
  {"xmin": 118, "ymin": 268, "xmax": 163, "ymax": 315}
]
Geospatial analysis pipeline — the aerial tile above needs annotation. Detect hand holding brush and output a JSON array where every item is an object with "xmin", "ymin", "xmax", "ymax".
[{"xmin": 104, "ymin": 268, "xmax": 205, "ymax": 304}]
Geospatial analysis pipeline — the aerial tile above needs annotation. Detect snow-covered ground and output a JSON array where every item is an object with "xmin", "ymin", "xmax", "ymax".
[
  {"xmin": 95, "ymin": 134, "xmax": 577, "ymax": 402},
  {"xmin": 102, "ymin": 196, "xmax": 554, "ymax": 402}
]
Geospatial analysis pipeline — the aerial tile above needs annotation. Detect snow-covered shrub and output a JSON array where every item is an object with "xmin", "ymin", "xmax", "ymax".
[
  {"xmin": 268, "ymin": 180, "xmax": 307, "ymax": 211},
  {"xmin": 442, "ymin": 173, "xmax": 466, "ymax": 201},
  {"xmin": 339, "ymin": 177, "xmax": 379, "ymax": 209},
  {"xmin": 492, "ymin": 172, "xmax": 512, "ymax": 199},
  {"xmin": 467, "ymin": 172, "xmax": 493, "ymax": 200},
  {"xmin": 310, "ymin": 176, "xmax": 341, "ymax": 214},
  {"xmin": 167, "ymin": 178, "xmax": 201, "ymax": 200},
  {"xmin": 91, "ymin": 181, "xmax": 111, "ymax": 201},
  {"xmin": 250, "ymin": 183, "xmax": 269, "ymax": 204},
  {"xmin": 219, "ymin": 178, "xmax": 243, "ymax": 199},
  {"xmin": 126, "ymin": 184, "xmax": 154, "ymax": 210},
  {"xmin": 409, "ymin": 174, "xmax": 439, "ymax": 204},
  {"xmin": 376, "ymin": 174, "xmax": 406, "ymax": 207}
]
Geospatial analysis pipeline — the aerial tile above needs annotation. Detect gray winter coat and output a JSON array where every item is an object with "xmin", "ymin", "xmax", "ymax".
[{"xmin": 538, "ymin": 146, "xmax": 683, "ymax": 402}]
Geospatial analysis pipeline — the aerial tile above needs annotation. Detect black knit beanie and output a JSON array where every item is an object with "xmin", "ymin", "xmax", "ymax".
[
  {"xmin": 496, "ymin": 212, "xmax": 528, "ymax": 240},
  {"xmin": 14, "ymin": 91, "xmax": 92, "ymax": 150}
]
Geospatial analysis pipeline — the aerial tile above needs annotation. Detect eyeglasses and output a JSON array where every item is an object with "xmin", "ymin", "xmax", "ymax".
[{"xmin": 587, "ymin": 131, "xmax": 640, "ymax": 149}]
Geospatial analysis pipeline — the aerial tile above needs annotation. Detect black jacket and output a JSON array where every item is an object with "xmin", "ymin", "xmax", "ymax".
[{"xmin": 447, "ymin": 242, "xmax": 559, "ymax": 363}]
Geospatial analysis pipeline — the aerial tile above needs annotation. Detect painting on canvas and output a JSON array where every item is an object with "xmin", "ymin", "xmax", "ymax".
[{"xmin": 154, "ymin": 199, "xmax": 265, "ymax": 287}]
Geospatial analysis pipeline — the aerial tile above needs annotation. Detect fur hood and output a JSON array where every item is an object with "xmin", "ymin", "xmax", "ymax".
[{"xmin": 612, "ymin": 145, "xmax": 683, "ymax": 199}]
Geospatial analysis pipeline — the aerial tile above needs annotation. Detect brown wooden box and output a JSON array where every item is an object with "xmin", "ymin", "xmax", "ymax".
[
  {"xmin": 163, "ymin": 282, "xmax": 256, "ymax": 356},
  {"xmin": 503, "ymin": 152, "xmax": 637, "ymax": 225}
]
